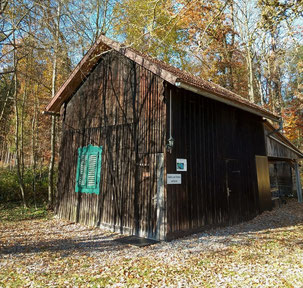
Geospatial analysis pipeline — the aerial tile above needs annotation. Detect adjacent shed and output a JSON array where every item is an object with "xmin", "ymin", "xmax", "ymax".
[
  {"xmin": 264, "ymin": 120, "xmax": 303, "ymax": 202},
  {"xmin": 45, "ymin": 35, "xmax": 302, "ymax": 240}
]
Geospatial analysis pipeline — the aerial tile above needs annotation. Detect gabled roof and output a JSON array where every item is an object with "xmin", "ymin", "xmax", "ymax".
[{"xmin": 45, "ymin": 35, "xmax": 279, "ymax": 122}]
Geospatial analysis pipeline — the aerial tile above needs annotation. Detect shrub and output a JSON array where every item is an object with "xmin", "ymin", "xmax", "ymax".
[
  {"xmin": 0, "ymin": 202, "xmax": 50, "ymax": 222},
  {"xmin": 0, "ymin": 167, "xmax": 55, "ymax": 205},
  {"xmin": 0, "ymin": 169, "xmax": 19, "ymax": 203}
]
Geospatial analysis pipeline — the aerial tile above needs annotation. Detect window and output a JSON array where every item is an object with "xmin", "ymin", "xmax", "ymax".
[{"xmin": 75, "ymin": 145, "xmax": 103, "ymax": 194}]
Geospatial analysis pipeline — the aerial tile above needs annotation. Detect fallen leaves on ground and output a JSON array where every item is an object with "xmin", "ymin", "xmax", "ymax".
[{"xmin": 1, "ymin": 199, "xmax": 303, "ymax": 287}]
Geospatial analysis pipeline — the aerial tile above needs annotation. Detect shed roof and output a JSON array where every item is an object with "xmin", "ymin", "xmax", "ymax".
[
  {"xmin": 45, "ymin": 35, "xmax": 279, "ymax": 122},
  {"xmin": 264, "ymin": 120, "xmax": 303, "ymax": 158}
]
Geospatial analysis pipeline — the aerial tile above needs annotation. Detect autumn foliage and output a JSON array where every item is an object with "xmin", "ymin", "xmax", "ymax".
[{"xmin": 0, "ymin": 0, "xmax": 302, "ymax": 205}]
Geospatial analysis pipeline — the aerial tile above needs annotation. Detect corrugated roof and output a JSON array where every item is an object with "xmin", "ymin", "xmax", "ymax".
[{"xmin": 45, "ymin": 35, "xmax": 279, "ymax": 121}]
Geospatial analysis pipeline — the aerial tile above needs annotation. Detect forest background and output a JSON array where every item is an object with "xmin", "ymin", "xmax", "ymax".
[{"xmin": 0, "ymin": 0, "xmax": 302, "ymax": 208}]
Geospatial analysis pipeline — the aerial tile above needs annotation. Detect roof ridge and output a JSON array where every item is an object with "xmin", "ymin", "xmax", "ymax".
[{"xmin": 45, "ymin": 34, "xmax": 279, "ymax": 122}]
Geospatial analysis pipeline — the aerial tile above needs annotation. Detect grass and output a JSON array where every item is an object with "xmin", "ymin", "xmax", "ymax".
[{"xmin": 0, "ymin": 202, "xmax": 51, "ymax": 222}]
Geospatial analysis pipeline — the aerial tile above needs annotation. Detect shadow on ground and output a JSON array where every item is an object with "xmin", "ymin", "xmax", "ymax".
[
  {"xmin": 0, "ymin": 233, "xmax": 128, "ymax": 256},
  {"xmin": 1, "ymin": 199, "xmax": 303, "ymax": 256}
]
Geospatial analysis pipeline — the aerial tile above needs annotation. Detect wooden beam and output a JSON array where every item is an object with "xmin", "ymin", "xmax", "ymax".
[
  {"xmin": 42, "ymin": 111, "xmax": 60, "ymax": 117},
  {"xmin": 295, "ymin": 162, "xmax": 302, "ymax": 203}
]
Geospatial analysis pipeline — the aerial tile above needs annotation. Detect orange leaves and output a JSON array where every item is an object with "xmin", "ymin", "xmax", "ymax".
[
  {"xmin": 283, "ymin": 99, "xmax": 303, "ymax": 145},
  {"xmin": 283, "ymin": 97, "xmax": 303, "ymax": 142},
  {"xmin": 282, "ymin": 48, "xmax": 303, "ymax": 148}
]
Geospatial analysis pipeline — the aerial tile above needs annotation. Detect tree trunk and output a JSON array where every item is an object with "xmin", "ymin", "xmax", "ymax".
[
  {"xmin": 228, "ymin": 0, "xmax": 235, "ymax": 90},
  {"xmin": 270, "ymin": 30, "xmax": 282, "ymax": 116},
  {"xmin": 48, "ymin": 2, "xmax": 61, "ymax": 209},
  {"xmin": 20, "ymin": 87, "xmax": 27, "ymax": 178},
  {"xmin": 256, "ymin": 75, "xmax": 264, "ymax": 106},
  {"xmin": 32, "ymin": 94, "xmax": 38, "ymax": 209},
  {"xmin": 48, "ymin": 115, "xmax": 56, "ymax": 208},
  {"xmin": 13, "ymin": 33, "xmax": 27, "ymax": 208},
  {"xmin": 246, "ymin": 49, "xmax": 255, "ymax": 103}
]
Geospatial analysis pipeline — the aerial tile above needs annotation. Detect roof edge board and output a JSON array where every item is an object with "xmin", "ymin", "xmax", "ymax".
[
  {"xmin": 175, "ymin": 81, "xmax": 279, "ymax": 122},
  {"xmin": 45, "ymin": 47, "xmax": 112, "ymax": 112},
  {"xmin": 97, "ymin": 35, "xmax": 179, "ymax": 85},
  {"xmin": 122, "ymin": 51, "xmax": 178, "ymax": 85}
]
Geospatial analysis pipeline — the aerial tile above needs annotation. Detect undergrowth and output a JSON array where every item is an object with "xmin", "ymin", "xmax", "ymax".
[{"xmin": 0, "ymin": 202, "xmax": 51, "ymax": 222}]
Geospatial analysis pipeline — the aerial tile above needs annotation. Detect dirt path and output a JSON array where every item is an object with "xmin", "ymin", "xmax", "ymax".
[{"xmin": 1, "ymin": 199, "xmax": 303, "ymax": 287}]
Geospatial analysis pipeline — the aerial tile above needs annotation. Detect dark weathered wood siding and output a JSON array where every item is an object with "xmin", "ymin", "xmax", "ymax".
[
  {"xmin": 264, "ymin": 127, "xmax": 299, "ymax": 160},
  {"xmin": 165, "ymin": 86, "xmax": 267, "ymax": 239},
  {"xmin": 56, "ymin": 51, "xmax": 166, "ymax": 239},
  {"xmin": 56, "ymin": 50, "xmax": 275, "ymax": 240},
  {"xmin": 269, "ymin": 161, "xmax": 294, "ymax": 196}
]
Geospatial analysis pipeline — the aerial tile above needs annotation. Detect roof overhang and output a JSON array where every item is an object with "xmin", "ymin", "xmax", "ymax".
[
  {"xmin": 264, "ymin": 120, "xmax": 303, "ymax": 158},
  {"xmin": 45, "ymin": 40, "xmax": 113, "ymax": 113},
  {"xmin": 45, "ymin": 35, "xmax": 279, "ymax": 124},
  {"xmin": 175, "ymin": 81, "xmax": 279, "ymax": 122},
  {"xmin": 45, "ymin": 35, "xmax": 179, "ymax": 113}
]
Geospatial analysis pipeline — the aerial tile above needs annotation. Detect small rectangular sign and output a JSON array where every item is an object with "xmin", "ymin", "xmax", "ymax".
[
  {"xmin": 167, "ymin": 174, "xmax": 182, "ymax": 184},
  {"xmin": 176, "ymin": 158, "xmax": 187, "ymax": 171}
]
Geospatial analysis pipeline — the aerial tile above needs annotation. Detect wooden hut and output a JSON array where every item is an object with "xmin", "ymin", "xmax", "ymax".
[
  {"xmin": 264, "ymin": 120, "xmax": 303, "ymax": 202},
  {"xmin": 45, "ymin": 35, "xmax": 302, "ymax": 240}
]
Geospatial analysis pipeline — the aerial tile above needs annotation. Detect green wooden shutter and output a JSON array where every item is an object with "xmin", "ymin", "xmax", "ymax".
[
  {"xmin": 75, "ymin": 147, "xmax": 85, "ymax": 192},
  {"xmin": 75, "ymin": 145, "xmax": 102, "ymax": 194},
  {"xmin": 87, "ymin": 154, "xmax": 98, "ymax": 188},
  {"xmin": 79, "ymin": 154, "xmax": 87, "ymax": 186}
]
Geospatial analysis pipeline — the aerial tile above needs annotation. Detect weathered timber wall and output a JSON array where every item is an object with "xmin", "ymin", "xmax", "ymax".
[
  {"xmin": 269, "ymin": 161, "xmax": 294, "ymax": 196},
  {"xmin": 56, "ymin": 51, "xmax": 166, "ymax": 239},
  {"xmin": 264, "ymin": 127, "xmax": 299, "ymax": 160},
  {"xmin": 165, "ymin": 86, "xmax": 267, "ymax": 239}
]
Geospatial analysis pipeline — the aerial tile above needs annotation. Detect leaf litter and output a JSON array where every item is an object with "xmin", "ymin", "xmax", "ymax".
[{"xmin": 0, "ymin": 199, "xmax": 303, "ymax": 287}]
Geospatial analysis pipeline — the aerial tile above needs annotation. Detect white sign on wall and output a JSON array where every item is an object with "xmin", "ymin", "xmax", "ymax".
[
  {"xmin": 176, "ymin": 158, "xmax": 187, "ymax": 171},
  {"xmin": 167, "ymin": 174, "xmax": 182, "ymax": 184}
]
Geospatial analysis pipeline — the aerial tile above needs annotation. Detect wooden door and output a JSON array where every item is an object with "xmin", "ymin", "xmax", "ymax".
[
  {"xmin": 226, "ymin": 159, "xmax": 242, "ymax": 224},
  {"xmin": 138, "ymin": 153, "xmax": 165, "ymax": 240},
  {"xmin": 155, "ymin": 153, "xmax": 165, "ymax": 240},
  {"xmin": 255, "ymin": 155, "xmax": 271, "ymax": 212}
]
